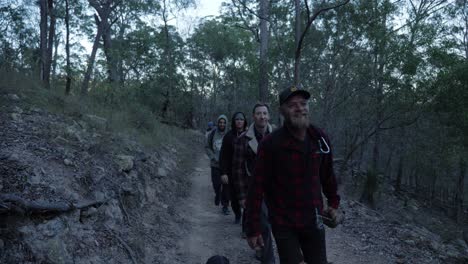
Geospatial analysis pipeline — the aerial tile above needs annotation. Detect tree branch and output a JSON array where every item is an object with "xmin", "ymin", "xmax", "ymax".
[{"xmin": 295, "ymin": 0, "xmax": 351, "ymax": 61}]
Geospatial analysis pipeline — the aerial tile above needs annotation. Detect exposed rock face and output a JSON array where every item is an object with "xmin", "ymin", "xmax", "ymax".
[{"xmin": 0, "ymin": 92, "xmax": 198, "ymax": 264}]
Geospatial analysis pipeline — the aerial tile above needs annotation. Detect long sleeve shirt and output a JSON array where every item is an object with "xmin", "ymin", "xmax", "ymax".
[{"xmin": 245, "ymin": 126, "xmax": 340, "ymax": 237}]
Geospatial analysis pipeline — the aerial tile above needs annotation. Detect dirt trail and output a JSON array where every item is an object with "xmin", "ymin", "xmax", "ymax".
[
  {"xmin": 174, "ymin": 153, "xmax": 391, "ymax": 264},
  {"xmin": 174, "ymin": 154, "xmax": 254, "ymax": 263}
]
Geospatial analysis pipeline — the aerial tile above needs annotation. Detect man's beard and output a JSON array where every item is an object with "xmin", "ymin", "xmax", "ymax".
[{"xmin": 286, "ymin": 113, "xmax": 309, "ymax": 129}]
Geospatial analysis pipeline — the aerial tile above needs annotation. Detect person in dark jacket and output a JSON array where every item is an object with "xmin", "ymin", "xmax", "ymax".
[
  {"xmin": 206, "ymin": 255, "xmax": 229, "ymax": 264},
  {"xmin": 232, "ymin": 103, "xmax": 275, "ymax": 264},
  {"xmin": 220, "ymin": 112, "xmax": 248, "ymax": 219},
  {"xmin": 245, "ymin": 86, "xmax": 341, "ymax": 264},
  {"xmin": 205, "ymin": 115, "xmax": 229, "ymax": 212}
]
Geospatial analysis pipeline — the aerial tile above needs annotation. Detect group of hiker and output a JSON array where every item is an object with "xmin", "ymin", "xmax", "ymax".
[{"xmin": 204, "ymin": 85, "xmax": 342, "ymax": 264}]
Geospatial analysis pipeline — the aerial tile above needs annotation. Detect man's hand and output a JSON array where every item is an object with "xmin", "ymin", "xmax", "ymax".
[
  {"xmin": 323, "ymin": 207, "xmax": 343, "ymax": 228},
  {"xmin": 239, "ymin": 199, "xmax": 246, "ymax": 208},
  {"xmin": 247, "ymin": 235, "xmax": 264, "ymax": 249},
  {"xmin": 326, "ymin": 207, "xmax": 337, "ymax": 221},
  {"xmin": 221, "ymin": 174, "xmax": 229, "ymax": 184}
]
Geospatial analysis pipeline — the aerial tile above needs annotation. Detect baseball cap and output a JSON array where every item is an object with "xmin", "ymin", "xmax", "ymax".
[
  {"xmin": 279, "ymin": 85, "xmax": 310, "ymax": 105},
  {"xmin": 206, "ymin": 255, "xmax": 230, "ymax": 264}
]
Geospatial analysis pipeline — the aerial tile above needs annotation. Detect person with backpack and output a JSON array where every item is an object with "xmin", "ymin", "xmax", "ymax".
[
  {"xmin": 219, "ymin": 112, "xmax": 248, "ymax": 220},
  {"xmin": 232, "ymin": 103, "xmax": 275, "ymax": 264},
  {"xmin": 244, "ymin": 86, "xmax": 341, "ymax": 264},
  {"xmin": 205, "ymin": 115, "xmax": 229, "ymax": 213}
]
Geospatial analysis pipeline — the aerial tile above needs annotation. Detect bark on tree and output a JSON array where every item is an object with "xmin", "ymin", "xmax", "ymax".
[
  {"xmin": 39, "ymin": 0, "xmax": 48, "ymax": 87},
  {"xmin": 65, "ymin": 0, "xmax": 72, "ymax": 95},
  {"xmin": 258, "ymin": 0, "xmax": 269, "ymax": 102},
  {"xmin": 102, "ymin": 19, "xmax": 119, "ymax": 83},
  {"xmin": 82, "ymin": 0, "xmax": 116, "ymax": 96},
  {"xmin": 456, "ymin": 157, "xmax": 466, "ymax": 224},
  {"xmin": 81, "ymin": 14, "xmax": 106, "ymax": 96},
  {"xmin": 44, "ymin": 0, "xmax": 56, "ymax": 89},
  {"xmin": 294, "ymin": 0, "xmax": 301, "ymax": 87},
  {"xmin": 395, "ymin": 155, "xmax": 403, "ymax": 192}
]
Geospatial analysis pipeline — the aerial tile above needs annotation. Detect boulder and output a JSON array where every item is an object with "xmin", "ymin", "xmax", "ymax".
[
  {"xmin": 7, "ymin": 94, "xmax": 20, "ymax": 101},
  {"xmin": 157, "ymin": 167, "xmax": 168, "ymax": 178},
  {"xmin": 11, "ymin": 113, "xmax": 21, "ymax": 121},
  {"xmin": 115, "ymin": 155, "xmax": 134, "ymax": 172},
  {"xmin": 63, "ymin": 159, "xmax": 73, "ymax": 166},
  {"xmin": 64, "ymin": 125, "xmax": 82, "ymax": 142}
]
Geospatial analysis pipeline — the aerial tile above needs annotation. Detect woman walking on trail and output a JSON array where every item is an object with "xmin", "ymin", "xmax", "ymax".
[{"xmin": 219, "ymin": 112, "xmax": 248, "ymax": 220}]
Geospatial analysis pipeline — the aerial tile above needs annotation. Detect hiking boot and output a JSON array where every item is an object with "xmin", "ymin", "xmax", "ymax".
[{"xmin": 222, "ymin": 206, "xmax": 230, "ymax": 215}]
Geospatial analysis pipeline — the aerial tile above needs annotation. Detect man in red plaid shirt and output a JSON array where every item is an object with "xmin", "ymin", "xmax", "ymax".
[{"xmin": 245, "ymin": 86, "xmax": 341, "ymax": 264}]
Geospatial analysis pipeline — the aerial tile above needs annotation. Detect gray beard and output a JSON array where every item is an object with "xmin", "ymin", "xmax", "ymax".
[{"xmin": 287, "ymin": 115, "xmax": 309, "ymax": 129}]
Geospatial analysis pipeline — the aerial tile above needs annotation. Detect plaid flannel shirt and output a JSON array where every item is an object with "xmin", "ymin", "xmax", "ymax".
[
  {"xmin": 245, "ymin": 126, "xmax": 340, "ymax": 237},
  {"xmin": 231, "ymin": 124, "xmax": 272, "ymax": 201}
]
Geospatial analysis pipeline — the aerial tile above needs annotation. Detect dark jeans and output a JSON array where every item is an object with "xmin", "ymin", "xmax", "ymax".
[
  {"xmin": 245, "ymin": 201, "xmax": 276, "ymax": 264},
  {"xmin": 210, "ymin": 167, "xmax": 229, "ymax": 207},
  {"xmin": 228, "ymin": 174, "xmax": 241, "ymax": 219},
  {"xmin": 272, "ymin": 225, "xmax": 327, "ymax": 264}
]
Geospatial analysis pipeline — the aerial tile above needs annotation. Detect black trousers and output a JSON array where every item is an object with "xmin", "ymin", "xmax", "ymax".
[
  {"xmin": 245, "ymin": 201, "xmax": 276, "ymax": 264},
  {"xmin": 272, "ymin": 225, "xmax": 327, "ymax": 264},
  {"xmin": 228, "ymin": 174, "xmax": 241, "ymax": 219},
  {"xmin": 210, "ymin": 167, "xmax": 229, "ymax": 206}
]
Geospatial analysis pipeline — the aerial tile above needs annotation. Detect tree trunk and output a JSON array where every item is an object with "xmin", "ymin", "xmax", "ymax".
[
  {"xmin": 81, "ymin": 14, "xmax": 104, "ymax": 96},
  {"xmin": 258, "ymin": 0, "xmax": 269, "ymax": 102},
  {"xmin": 65, "ymin": 0, "xmax": 72, "ymax": 95},
  {"xmin": 52, "ymin": 30, "xmax": 60, "ymax": 83},
  {"xmin": 395, "ymin": 155, "xmax": 403, "ymax": 192},
  {"xmin": 44, "ymin": 0, "xmax": 56, "ymax": 89},
  {"xmin": 456, "ymin": 157, "xmax": 466, "ymax": 224},
  {"xmin": 39, "ymin": 0, "xmax": 48, "ymax": 86},
  {"xmin": 102, "ymin": 20, "xmax": 119, "ymax": 83},
  {"xmin": 160, "ymin": 0, "xmax": 173, "ymax": 119},
  {"xmin": 293, "ymin": 0, "xmax": 301, "ymax": 86}
]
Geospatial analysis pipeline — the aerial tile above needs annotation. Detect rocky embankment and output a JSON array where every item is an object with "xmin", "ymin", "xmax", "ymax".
[{"xmin": 0, "ymin": 91, "xmax": 198, "ymax": 263}]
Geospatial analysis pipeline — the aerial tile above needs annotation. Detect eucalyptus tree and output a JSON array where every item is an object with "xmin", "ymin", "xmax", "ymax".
[{"xmin": 186, "ymin": 18, "xmax": 257, "ymax": 120}]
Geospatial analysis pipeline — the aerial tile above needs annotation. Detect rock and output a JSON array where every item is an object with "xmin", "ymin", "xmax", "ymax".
[
  {"xmin": 11, "ymin": 113, "xmax": 21, "ymax": 121},
  {"xmin": 64, "ymin": 125, "xmax": 82, "ymax": 142},
  {"xmin": 38, "ymin": 218, "xmax": 65, "ymax": 238},
  {"xmin": 63, "ymin": 158, "xmax": 73, "ymax": 166},
  {"xmin": 84, "ymin": 114, "xmax": 107, "ymax": 130},
  {"xmin": 404, "ymin": 239, "xmax": 416, "ymax": 246},
  {"xmin": 115, "ymin": 155, "xmax": 134, "ymax": 172},
  {"xmin": 8, "ymin": 94, "xmax": 20, "ymax": 101},
  {"xmin": 157, "ymin": 167, "xmax": 168, "ymax": 178},
  {"xmin": 13, "ymin": 106, "xmax": 23, "ymax": 114},
  {"xmin": 44, "ymin": 237, "xmax": 73, "ymax": 264},
  {"xmin": 104, "ymin": 200, "xmax": 123, "ymax": 228},
  {"xmin": 395, "ymin": 258, "xmax": 405, "ymax": 264},
  {"xmin": 81, "ymin": 207, "xmax": 98, "ymax": 218},
  {"xmin": 8, "ymin": 153, "xmax": 19, "ymax": 161},
  {"xmin": 94, "ymin": 191, "xmax": 106, "ymax": 202},
  {"xmin": 54, "ymin": 136, "xmax": 69, "ymax": 145}
]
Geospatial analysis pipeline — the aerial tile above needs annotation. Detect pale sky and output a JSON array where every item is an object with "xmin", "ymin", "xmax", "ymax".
[{"xmin": 173, "ymin": 0, "xmax": 224, "ymax": 36}]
